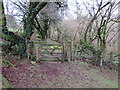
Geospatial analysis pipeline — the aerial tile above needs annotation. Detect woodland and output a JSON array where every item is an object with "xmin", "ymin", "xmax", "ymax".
[{"xmin": 0, "ymin": 0, "xmax": 119, "ymax": 88}]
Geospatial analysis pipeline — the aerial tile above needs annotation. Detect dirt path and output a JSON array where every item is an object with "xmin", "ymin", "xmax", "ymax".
[{"xmin": 2, "ymin": 59, "xmax": 118, "ymax": 88}]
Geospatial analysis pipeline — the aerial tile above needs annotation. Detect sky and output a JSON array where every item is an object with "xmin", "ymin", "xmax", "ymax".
[
  {"xmin": 68, "ymin": 0, "xmax": 86, "ymax": 18},
  {"xmin": 3, "ymin": 0, "xmax": 119, "ymax": 21},
  {"xmin": 67, "ymin": 0, "xmax": 118, "ymax": 19}
]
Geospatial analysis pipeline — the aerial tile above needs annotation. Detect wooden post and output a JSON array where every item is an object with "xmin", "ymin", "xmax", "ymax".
[
  {"xmin": 25, "ymin": 37, "xmax": 30, "ymax": 59},
  {"xmin": 36, "ymin": 47, "xmax": 39, "ymax": 60},
  {"xmin": 70, "ymin": 42, "xmax": 73, "ymax": 61},
  {"xmin": 61, "ymin": 43, "xmax": 65, "ymax": 62}
]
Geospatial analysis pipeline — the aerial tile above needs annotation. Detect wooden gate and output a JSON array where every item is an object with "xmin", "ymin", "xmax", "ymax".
[{"xmin": 34, "ymin": 40, "xmax": 65, "ymax": 62}]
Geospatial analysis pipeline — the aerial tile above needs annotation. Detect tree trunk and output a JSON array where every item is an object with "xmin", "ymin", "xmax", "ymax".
[
  {"xmin": 23, "ymin": 2, "xmax": 48, "ymax": 59},
  {"xmin": 1, "ymin": 1, "xmax": 26, "ymax": 57}
]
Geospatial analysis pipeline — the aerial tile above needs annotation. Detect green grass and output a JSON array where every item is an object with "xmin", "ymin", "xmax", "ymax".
[
  {"xmin": 112, "ymin": 61, "xmax": 119, "ymax": 64},
  {"xmin": 0, "ymin": 74, "xmax": 12, "ymax": 88},
  {"xmin": 73, "ymin": 61, "xmax": 89, "ymax": 66},
  {"xmin": 76, "ymin": 61, "xmax": 118, "ymax": 88},
  {"xmin": 95, "ymin": 76, "xmax": 118, "ymax": 88},
  {"xmin": 78, "ymin": 61, "xmax": 89, "ymax": 65}
]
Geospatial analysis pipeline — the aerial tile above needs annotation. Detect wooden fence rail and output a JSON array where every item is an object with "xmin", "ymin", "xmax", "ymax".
[{"xmin": 34, "ymin": 42, "xmax": 66, "ymax": 62}]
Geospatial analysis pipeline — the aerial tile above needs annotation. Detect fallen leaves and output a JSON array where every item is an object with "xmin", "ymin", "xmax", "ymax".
[{"xmin": 2, "ymin": 60, "xmax": 118, "ymax": 88}]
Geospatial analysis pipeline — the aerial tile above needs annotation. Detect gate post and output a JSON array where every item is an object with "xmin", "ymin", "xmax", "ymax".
[
  {"xmin": 62, "ymin": 43, "xmax": 68, "ymax": 62},
  {"xmin": 61, "ymin": 43, "xmax": 64, "ymax": 62},
  {"xmin": 36, "ymin": 47, "xmax": 39, "ymax": 61}
]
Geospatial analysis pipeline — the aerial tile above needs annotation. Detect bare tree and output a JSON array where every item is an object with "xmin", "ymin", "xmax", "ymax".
[{"xmin": 81, "ymin": 0, "xmax": 119, "ymax": 66}]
